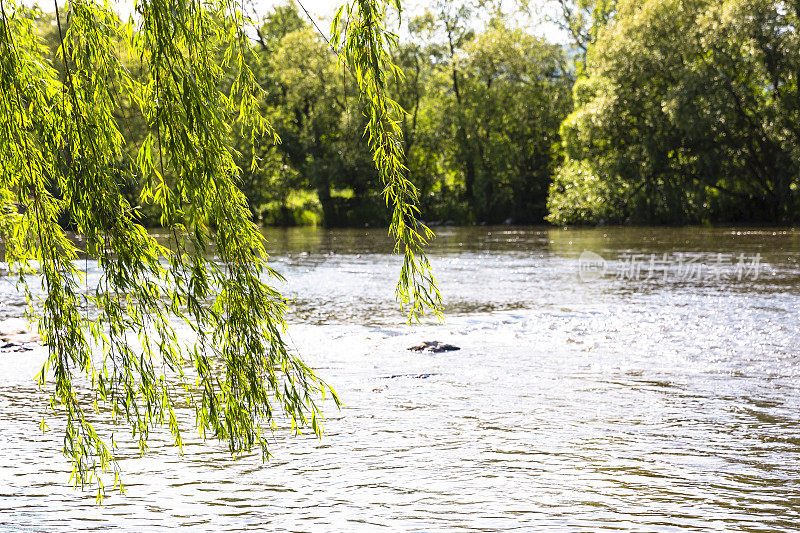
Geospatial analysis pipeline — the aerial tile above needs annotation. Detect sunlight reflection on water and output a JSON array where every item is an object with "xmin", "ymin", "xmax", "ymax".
[{"xmin": 1, "ymin": 226, "xmax": 799, "ymax": 531}]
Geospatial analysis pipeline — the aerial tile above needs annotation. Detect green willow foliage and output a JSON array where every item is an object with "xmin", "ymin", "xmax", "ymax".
[
  {"xmin": 331, "ymin": 0, "xmax": 441, "ymax": 320},
  {"xmin": 0, "ymin": 0, "xmax": 438, "ymax": 499}
]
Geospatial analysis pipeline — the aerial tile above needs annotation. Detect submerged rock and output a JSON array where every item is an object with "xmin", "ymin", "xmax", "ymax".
[
  {"xmin": 0, "ymin": 318, "xmax": 41, "ymax": 352},
  {"xmin": 1, "ymin": 341, "xmax": 32, "ymax": 352},
  {"xmin": 408, "ymin": 341, "xmax": 460, "ymax": 353},
  {"xmin": 378, "ymin": 372, "xmax": 440, "ymax": 379}
]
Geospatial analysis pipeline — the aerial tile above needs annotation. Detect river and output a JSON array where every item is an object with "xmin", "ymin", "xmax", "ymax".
[{"xmin": 1, "ymin": 226, "xmax": 799, "ymax": 531}]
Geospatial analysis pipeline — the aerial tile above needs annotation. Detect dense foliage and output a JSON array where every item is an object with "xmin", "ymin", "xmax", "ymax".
[
  {"xmin": 24, "ymin": 1, "xmax": 573, "ymax": 227},
  {"xmin": 241, "ymin": 1, "xmax": 573, "ymax": 226},
  {"xmin": 549, "ymin": 0, "xmax": 800, "ymax": 224},
  {"xmin": 18, "ymin": 0, "xmax": 800, "ymax": 230},
  {"xmin": 0, "ymin": 0, "xmax": 439, "ymax": 499},
  {"xmin": 231, "ymin": 0, "xmax": 800, "ymax": 227}
]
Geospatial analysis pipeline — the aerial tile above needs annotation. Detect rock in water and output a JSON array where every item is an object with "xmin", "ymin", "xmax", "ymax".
[
  {"xmin": 408, "ymin": 341, "xmax": 460, "ymax": 353},
  {"xmin": 0, "ymin": 318, "xmax": 41, "ymax": 352}
]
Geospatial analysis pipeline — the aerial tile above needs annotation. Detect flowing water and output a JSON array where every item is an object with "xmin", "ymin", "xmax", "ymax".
[{"xmin": 1, "ymin": 226, "xmax": 800, "ymax": 531}]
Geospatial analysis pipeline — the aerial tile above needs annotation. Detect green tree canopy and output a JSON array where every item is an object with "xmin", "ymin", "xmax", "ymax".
[
  {"xmin": 392, "ymin": 5, "xmax": 572, "ymax": 224},
  {"xmin": 548, "ymin": 0, "xmax": 800, "ymax": 224}
]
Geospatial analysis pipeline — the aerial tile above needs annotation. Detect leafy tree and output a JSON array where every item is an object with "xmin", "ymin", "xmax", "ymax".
[
  {"xmin": 397, "ymin": 8, "xmax": 571, "ymax": 223},
  {"xmin": 263, "ymin": 23, "xmax": 378, "ymax": 226},
  {"xmin": 551, "ymin": 0, "xmax": 616, "ymax": 62},
  {"xmin": 255, "ymin": 1, "xmax": 305, "ymax": 50},
  {"xmin": 454, "ymin": 22, "xmax": 571, "ymax": 222},
  {"xmin": 548, "ymin": 0, "xmax": 800, "ymax": 224},
  {"xmin": 425, "ymin": 1, "xmax": 479, "ymax": 210},
  {"xmin": 0, "ymin": 0, "xmax": 440, "ymax": 499}
]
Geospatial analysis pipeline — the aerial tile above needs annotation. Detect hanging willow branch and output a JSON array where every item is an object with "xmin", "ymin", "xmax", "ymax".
[
  {"xmin": 0, "ymin": 0, "xmax": 439, "ymax": 501},
  {"xmin": 331, "ymin": 0, "xmax": 442, "ymax": 322}
]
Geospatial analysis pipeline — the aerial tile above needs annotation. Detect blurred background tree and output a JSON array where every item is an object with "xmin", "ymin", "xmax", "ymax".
[
  {"xmin": 19, "ymin": 0, "xmax": 800, "ymax": 231},
  {"xmin": 548, "ymin": 0, "xmax": 800, "ymax": 225}
]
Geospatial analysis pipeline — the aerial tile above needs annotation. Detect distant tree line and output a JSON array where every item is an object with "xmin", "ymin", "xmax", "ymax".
[{"xmin": 32, "ymin": 0, "xmax": 800, "ymax": 226}]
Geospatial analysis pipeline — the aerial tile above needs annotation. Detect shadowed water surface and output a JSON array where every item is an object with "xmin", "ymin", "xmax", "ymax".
[{"xmin": 1, "ymin": 226, "xmax": 799, "ymax": 531}]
